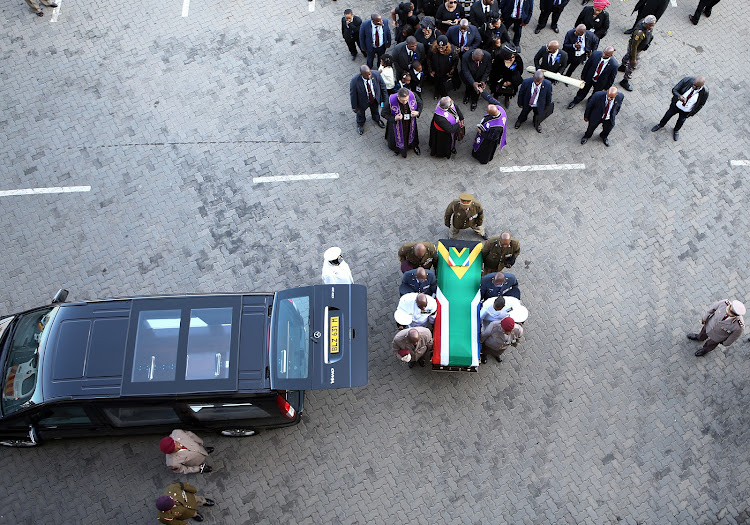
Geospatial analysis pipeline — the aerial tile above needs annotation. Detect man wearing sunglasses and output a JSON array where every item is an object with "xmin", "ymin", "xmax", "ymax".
[{"xmin": 688, "ymin": 299, "xmax": 745, "ymax": 357}]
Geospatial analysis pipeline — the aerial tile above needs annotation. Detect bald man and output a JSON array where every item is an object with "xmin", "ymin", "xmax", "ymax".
[
  {"xmin": 398, "ymin": 241, "xmax": 437, "ymax": 272},
  {"xmin": 568, "ymin": 46, "xmax": 618, "ymax": 108},
  {"xmin": 533, "ymin": 40, "xmax": 569, "ymax": 76},
  {"xmin": 515, "ymin": 70, "xmax": 553, "ymax": 133},
  {"xmin": 400, "ymin": 267, "xmax": 438, "ymax": 296},
  {"xmin": 651, "ymin": 76, "xmax": 708, "ymax": 141},
  {"xmin": 581, "ymin": 86, "xmax": 624, "ymax": 146},
  {"xmin": 392, "ymin": 327, "xmax": 434, "ymax": 368},
  {"xmin": 447, "ymin": 18, "xmax": 482, "ymax": 56},
  {"xmin": 429, "ymin": 96, "xmax": 465, "ymax": 158},
  {"xmin": 482, "ymin": 232, "xmax": 521, "ymax": 274},
  {"xmin": 472, "ymin": 92, "xmax": 508, "ymax": 164},
  {"xmin": 350, "ymin": 65, "xmax": 388, "ymax": 136},
  {"xmin": 461, "ymin": 48, "xmax": 492, "ymax": 110},
  {"xmin": 562, "ymin": 23, "xmax": 599, "ymax": 77}
]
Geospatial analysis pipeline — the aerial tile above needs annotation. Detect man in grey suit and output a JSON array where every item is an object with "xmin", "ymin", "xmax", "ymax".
[{"xmin": 349, "ymin": 65, "xmax": 387, "ymax": 136}]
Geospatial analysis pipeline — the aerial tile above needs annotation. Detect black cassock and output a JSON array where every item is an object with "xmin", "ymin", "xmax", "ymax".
[
  {"xmin": 471, "ymin": 120, "xmax": 505, "ymax": 164},
  {"xmin": 428, "ymin": 105, "xmax": 464, "ymax": 159},
  {"xmin": 382, "ymin": 95, "xmax": 423, "ymax": 153}
]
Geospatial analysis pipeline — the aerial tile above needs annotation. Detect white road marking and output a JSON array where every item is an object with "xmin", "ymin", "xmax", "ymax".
[
  {"xmin": 730, "ymin": 160, "xmax": 750, "ymax": 166},
  {"xmin": 181, "ymin": 0, "xmax": 189, "ymax": 17},
  {"xmin": 252, "ymin": 173, "xmax": 338, "ymax": 184},
  {"xmin": 497, "ymin": 163, "xmax": 586, "ymax": 173},
  {"xmin": 670, "ymin": 0, "xmax": 677, "ymax": 6},
  {"xmin": 0, "ymin": 185, "xmax": 91, "ymax": 197},
  {"xmin": 49, "ymin": 0, "xmax": 61, "ymax": 23},
  {"xmin": 308, "ymin": 0, "xmax": 315, "ymax": 12}
]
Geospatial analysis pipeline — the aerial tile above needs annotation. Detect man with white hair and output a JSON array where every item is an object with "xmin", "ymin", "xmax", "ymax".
[{"xmin": 687, "ymin": 299, "xmax": 745, "ymax": 357}]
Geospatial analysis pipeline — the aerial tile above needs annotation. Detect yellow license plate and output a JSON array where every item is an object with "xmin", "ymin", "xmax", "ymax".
[{"xmin": 330, "ymin": 316, "xmax": 340, "ymax": 354}]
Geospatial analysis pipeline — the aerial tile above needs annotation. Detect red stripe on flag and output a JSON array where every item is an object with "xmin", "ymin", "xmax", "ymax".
[{"xmin": 432, "ymin": 301, "xmax": 442, "ymax": 365}]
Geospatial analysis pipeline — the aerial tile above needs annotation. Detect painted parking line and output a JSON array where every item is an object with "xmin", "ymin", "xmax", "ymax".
[
  {"xmin": 252, "ymin": 173, "xmax": 338, "ymax": 184},
  {"xmin": 497, "ymin": 163, "xmax": 586, "ymax": 173},
  {"xmin": 0, "ymin": 185, "xmax": 91, "ymax": 197},
  {"xmin": 730, "ymin": 160, "xmax": 750, "ymax": 166},
  {"xmin": 670, "ymin": 0, "xmax": 677, "ymax": 6},
  {"xmin": 49, "ymin": 0, "xmax": 61, "ymax": 23},
  {"xmin": 181, "ymin": 0, "xmax": 189, "ymax": 17},
  {"xmin": 308, "ymin": 0, "xmax": 315, "ymax": 12}
]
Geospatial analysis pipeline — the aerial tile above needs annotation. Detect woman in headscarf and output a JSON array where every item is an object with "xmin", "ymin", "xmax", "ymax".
[
  {"xmin": 430, "ymin": 35, "xmax": 460, "ymax": 99},
  {"xmin": 488, "ymin": 44, "xmax": 524, "ymax": 107},
  {"xmin": 575, "ymin": 0, "xmax": 610, "ymax": 40}
]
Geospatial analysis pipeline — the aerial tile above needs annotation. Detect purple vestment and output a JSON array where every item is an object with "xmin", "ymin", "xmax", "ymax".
[
  {"xmin": 389, "ymin": 92, "xmax": 418, "ymax": 150},
  {"xmin": 433, "ymin": 103, "xmax": 459, "ymax": 147},
  {"xmin": 472, "ymin": 106, "xmax": 508, "ymax": 153}
]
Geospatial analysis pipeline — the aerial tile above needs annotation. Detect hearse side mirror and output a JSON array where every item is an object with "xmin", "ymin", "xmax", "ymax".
[{"xmin": 52, "ymin": 289, "xmax": 69, "ymax": 304}]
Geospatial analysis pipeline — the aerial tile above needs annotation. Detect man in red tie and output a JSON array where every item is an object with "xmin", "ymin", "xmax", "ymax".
[
  {"xmin": 581, "ymin": 86, "xmax": 623, "ymax": 146},
  {"xmin": 461, "ymin": 48, "xmax": 491, "ymax": 110},
  {"xmin": 651, "ymin": 75, "xmax": 708, "ymax": 141},
  {"xmin": 688, "ymin": 299, "xmax": 745, "ymax": 357},
  {"xmin": 514, "ymin": 69, "xmax": 552, "ymax": 133},
  {"xmin": 567, "ymin": 46, "xmax": 618, "ymax": 108}
]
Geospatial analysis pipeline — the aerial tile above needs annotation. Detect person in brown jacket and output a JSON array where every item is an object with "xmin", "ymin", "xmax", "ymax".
[
  {"xmin": 481, "ymin": 231, "xmax": 520, "ymax": 274},
  {"xmin": 392, "ymin": 327, "xmax": 433, "ymax": 368},
  {"xmin": 687, "ymin": 299, "xmax": 745, "ymax": 357},
  {"xmin": 156, "ymin": 482, "xmax": 215, "ymax": 524},
  {"xmin": 398, "ymin": 241, "xmax": 437, "ymax": 272},
  {"xmin": 444, "ymin": 192, "xmax": 486, "ymax": 239},
  {"xmin": 480, "ymin": 316, "xmax": 523, "ymax": 363},
  {"xmin": 160, "ymin": 429, "xmax": 214, "ymax": 474}
]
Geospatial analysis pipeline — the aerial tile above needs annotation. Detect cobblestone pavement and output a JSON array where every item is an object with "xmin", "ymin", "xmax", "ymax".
[{"xmin": 1, "ymin": 0, "xmax": 750, "ymax": 523}]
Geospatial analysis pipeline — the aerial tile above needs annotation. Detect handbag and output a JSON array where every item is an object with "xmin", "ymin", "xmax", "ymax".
[{"xmin": 455, "ymin": 125, "xmax": 466, "ymax": 141}]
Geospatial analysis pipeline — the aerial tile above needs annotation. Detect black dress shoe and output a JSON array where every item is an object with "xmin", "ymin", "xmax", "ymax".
[
  {"xmin": 463, "ymin": 95, "xmax": 470, "ymax": 104},
  {"xmin": 534, "ymin": 26, "xmax": 543, "ymax": 34},
  {"xmin": 619, "ymin": 79, "xmax": 633, "ymax": 91},
  {"xmin": 418, "ymin": 357, "xmax": 426, "ymax": 367},
  {"xmin": 47, "ymin": 2, "xmax": 58, "ymax": 6},
  {"xmin": 688, "ymin": 14, "xmax": 697, "ymax": 25},
  {"xmin": 481, "ymin": 233, "xmax": 488, "ymax": 240},
  {"xmin": 495, "ymin": 356, "xmax": 503, "ymax": 362},
  {"xmin": 193, "ymin": 513, "xmax": 205, "ymax": 522},
  {"xmin": 536, "ymin": 125, "xmax": 542, "ymax": 133},
  {"xmin": 623, "ymin": 28, "xmax": 634, "ymax": 34},
  {"xmin": 205, "ymin": 446, "xmax": 214, "ymax": 454},
  {"xmin": 673, "ymin": 131, "xmax": 679, "ymax": 141},
  {"xmin": 552, "ymin": 25, "xmax": 559, "ymax": 33},
  {"xmin": 408, "ymin": 361, "xmax": 416, "ymax": 368},
  {"xmin": 394, "ymin": 150, "xmax": 401, "ymax": 156},
  {"xmin": 580, "ymin": 136, "xmax": 588, "ymax": 144},
  {"xmin": 514, "ymin": 120, "xmax": 521, "ymax": 129},
  {"xmin": 470, "ymin": 103, "xmax": 477, "ymax": 111},
  {"xmin": 567, "ymin": 101, "xmax": 577, "ymax": 109},
  {"xmin": 602, "ymin": 136, "xmax": 610, "ymax": 147},
  {"xmin": 651, "ymin": 125, "xmax": 661, "ymax": 132},
  {"xmin": 375, "ymin": 119, "xmax": 385, "ymax": 128},
  {"xmin": 695, "ymin": 348, "xmax": 710, "ymax": 357},
  {"xmin": 357, "ymin": 125, "xmax": 363, "ymax": 135},
  {"xmin": 450, "ymin": 147, "xmax": 457, "ymax": 154},
  {"xmin": 413, "ymin": 146, "xmax": 421, "ymax": 155},
  {"xmin": 36, "ymin": 10, "xmax": 44, "ymax": 16},
  {"xmin": 401, "ymin": 150, "xmax": 407, "ymax": 158},
  {"xmin": 203, "ymin": 499, "xmax": 215, "ymax": 507},
  {"xmin": 687, "ymin": 333, "xmax": 701, "ymax": 340},
  {"xmin": 480, "ymin": 354, "xmax": 487, "ymax": 364},
  {"xmin": 704, "ymin": 8, "xmax": 712, "ymax": 17},
  {"xmin": 617, "ymin": 64, "xmax": 626, "ymax": 72}
]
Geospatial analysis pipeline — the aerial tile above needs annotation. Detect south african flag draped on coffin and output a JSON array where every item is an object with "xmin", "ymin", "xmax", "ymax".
[{"xmin": 433, "ymin": 239, "xmax": 483, "ymax": 371}]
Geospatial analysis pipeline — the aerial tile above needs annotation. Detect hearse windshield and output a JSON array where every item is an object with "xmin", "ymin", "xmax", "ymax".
[{"xmin": 1, "ymin": 308, "xmax": 54, "ymax": 416}]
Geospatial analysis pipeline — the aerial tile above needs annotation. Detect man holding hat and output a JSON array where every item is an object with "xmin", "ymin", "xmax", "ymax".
[
  {"xmin": 156, "ymin": 482, "xmax": 215, "ymax": 524},
  {"xmin": 322, "ymin": 247, "xmax": 354, "ymax": 284},
  {"xmin": 160, "ymin": 429, "xmax": 214, "ymax": 474},
  {"xmin": 392, "ymin": 327, "xmax": 434, "ymax": 368},
  {"xmin": 444, "ymin": 193, "xmax": 487, "ymax": 239},
  {"xmin": 480, "ymin": 315, "xmax": 523, "ymax": 363},
  {"xmin": 688, "ymin": 299, "xmax": 745, "ymax": 357}
]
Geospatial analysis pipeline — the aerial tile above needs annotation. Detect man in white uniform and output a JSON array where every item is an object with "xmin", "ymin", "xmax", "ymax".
[{"xmin": 321, "ymin": 247, "xmax": 354, "ymax": 284}]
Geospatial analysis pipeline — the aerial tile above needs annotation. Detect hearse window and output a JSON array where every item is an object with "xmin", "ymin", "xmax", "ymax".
[
  {"xmin": 131, "ymin": 310, "xmax": 181, "ymax": 383},
  {"xmin": 36, "ymin": 406, "xmax": 91, "ymax": 426},
  {"xmin": 188, "ymin": 403, "xmax": 272, "ymax": 421},
  {"xmin": 185, "ymin": 308, "xmax": 233, "ymax": 381},
  {"xmin": 273, "ymin": 296, "xmax": 310, "ymax": 381},
  {"xmin": 102, "ymin": 406, "xmax": 180, "ymax": 427}
]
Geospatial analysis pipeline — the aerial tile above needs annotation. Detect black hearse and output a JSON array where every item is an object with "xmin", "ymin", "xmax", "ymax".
[{"xmin": 0, "ymin": 285, "xmax": 367, "ymax": 447}]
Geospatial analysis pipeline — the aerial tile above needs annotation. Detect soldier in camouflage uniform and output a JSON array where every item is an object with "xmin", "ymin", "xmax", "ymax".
[
  {"xmin": 444, "ymin": 193, "xmax": 487, "ymax": 239},
  {"xmin": 398, "ymin": 241, "xmax": 437, "ymax": 272},
  {"xmin": 156, "ymin": 482, "xmax": 215, "ymax": 524},
  {"xmin": 481, "ymin": 231, "xmax": 520, "ymax": 274},
  {"xmin": 618, "ymin": 14, "xmax": 655, "ymax": 91}
]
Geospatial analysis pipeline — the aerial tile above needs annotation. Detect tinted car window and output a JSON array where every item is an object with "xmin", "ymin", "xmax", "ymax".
[
  {"xmin": 102, "ymin": 406, "xmax": 180, "ymax": 427},
  {"xmin": 131, "ymin": 310, "xmax": 181, "ymax": 382},
  {"xmin": 273, "ymin": 296, "xmax": 310, "ymax": 381},
  {"xmin": 37, "ymin": 406, "xmax": 91, "ymax": 426},
  {"xmin": 185, "ymin": 308, "xmax": 232, "ymax": 381},
  {"xmin": 187, "ymin": 403, "xmax": 272, "ymax": 421}
]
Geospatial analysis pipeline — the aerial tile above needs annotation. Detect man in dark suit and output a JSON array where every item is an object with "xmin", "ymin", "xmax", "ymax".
[
  {"xmin": 469, "ymin": 0, "xmax": 500, "ymax": 27},
  {"xmin": 341, "ymin": 9, "xmax": 364, "ymax": 61},
  {"xmin": 534, "ymin": 0, "xmax": 570, "ymax": 34},
  {"xmin": 349, "ymin": 65, "xmax": 388, "ymax": 136},
  {"xmin": 624, "ymin": 0, "xmax": 668, "ymax": 33},
  {"xmin": 651, "ymin": 76, "xmax": 708, "ymax": 141},
  {"xmin": 499, "ymin": 0, "xmax": 534, "ymax": 47},
  {"xmin": 359, "ymin": 13, "xmax": 392, "ymax": 69},
  {"xmin": 533, "ymin": 40, "xmax": 568, "ymax": 74},
  {"xmin": 515, "ymin": 69, "xmax": 553, "ymax": 133},
  {"xmin": 690, "ymin": 0, "xmax": 720, "ymax": 24},
  {"xmin": 447, "ymin": 19, "xmax": 482, "ymax": 56},
  {"xmin": 399, "ymin": 267, "xmax": 438, "ymax": 296},
  {"xmin": 562, "ymin": 24, "xmax": 599, "ymax": 77},
  {"xmin": 567, "ymin": 46, "xmax": 618, "ymax": 108},
  {"xmin": 392, "ymin": 37, "xmax": 427, "ymax": 79},
  {"xmin": 461, "ymin": 48, "xmax": 492, "ymax": 110},
  {"xmin": 581, "ymin": 86, "xmax": 623, "ymax": 146}
]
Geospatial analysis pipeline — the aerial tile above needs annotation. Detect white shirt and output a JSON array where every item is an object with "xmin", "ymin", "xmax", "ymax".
[
  {"xmin": 396, "ymin": 293, "xmax": 437, "ymax": 327},
  {"xmin": 675, "ymin": 86, "xmax": 701, "ymax": 112},
  {"xmin": 592, "ymin": 57, "xmax": 610, "ymax": 81},
  {"xmin": 513, "ymin": 0, "xmax": 524, "ymax": 19},
  {"xmin": 529, "ymin": 83, "xmax": 541, "ymax": 107},
  {"xmin": 480, "ymin": 300, "xmax": 511, "ymax": 328},
  {"xmin": 372, "ymin": 24, "xmax": 383, "ymax": 46},
  {"xmin": 575, "ymin": 34, "xmax": 585, "ymax": 56},
  {"xmin": 547, "ymin": 50, "xmax": 559, "ymax": 65},
  {"xmin": 603, "ymin": 97, "xmax": 615, "ymax": 120},
  {"xmin": 322, "ymin": 260, "xmax": 353, "ymax": 284}
]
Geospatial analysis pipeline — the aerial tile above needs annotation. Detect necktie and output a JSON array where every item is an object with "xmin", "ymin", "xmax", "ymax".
[
  {"xmin": 548, "ymin": 53, "xmax": 553, "ymax": 64},
  {"xmin": 366, "ymin": 79, "xmax": 375, "ymax": 104},
  {"xmin": 602, "ymin": 99, "xmax": 611, "ymax": 121},
  {"xmin": 476, "ymin": 60, "xmax": 481, "ymax": 70},
  {"xmin": 408, "ymin": 49, "xmax": 413, "ymax": 58},
  {"xmin": 375, "ymin": 26, "xmax": 380, "ymax": 47},
  {"xmin": 460, "ymin": 33, "xmax": 465, "ymax": 48},
  {"xmin": 515, "ymin": 0, "xmax": 521, "ymax": 19},
  {"xmin": 684, "ymin": 89, "xmax": 695, "ymax": 104},
  {"xmin": 593, "ymin": 59, "xmax": 604, "ymax": 81},
  {"xmin": 531, "ymin": 85, "xmax": 539, "ymax": 105}
]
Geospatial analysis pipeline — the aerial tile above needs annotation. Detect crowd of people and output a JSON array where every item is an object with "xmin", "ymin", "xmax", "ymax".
[{"xmin": 345, "ymin": 0, "xmax": 712, "ymax": 159}]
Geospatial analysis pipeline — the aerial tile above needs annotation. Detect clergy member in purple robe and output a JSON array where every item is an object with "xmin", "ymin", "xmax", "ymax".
[
  {"xmin": 428, "ymin": 96, "xmax": 465, "ymax": 159},
  {"xmin": 472, "ymin": 90, "xmax": 508, "ymax": 164},
  {"xmin": 382, "ymin": 87, "xmax": 424, "ymax": 158}
]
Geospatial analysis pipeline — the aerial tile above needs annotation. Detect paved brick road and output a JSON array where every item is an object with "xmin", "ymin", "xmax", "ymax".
[{"xmin": 1, "ymin": 0, "xmax": 749, "ymax": 523}]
